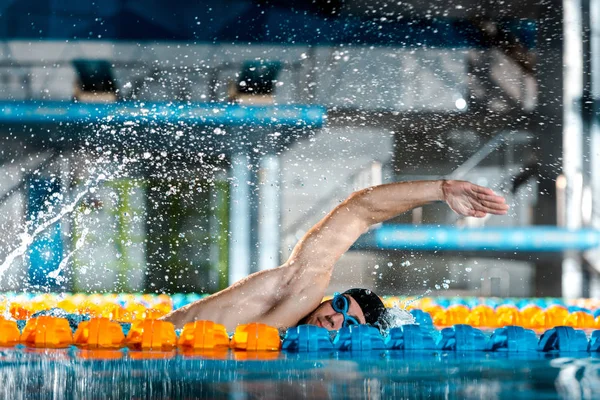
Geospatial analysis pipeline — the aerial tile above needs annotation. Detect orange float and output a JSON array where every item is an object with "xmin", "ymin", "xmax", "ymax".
[
  {"xmin": 519, "ymin": 305, "xmax": 542, "ymax": 326},
  {"xmin": 466, "ymin": 305, "xmax": 498, "ymax": 328},
  {"xmin": 178, "ymin": 320, "xmax": 230, "ymax": 350},
  {"xmin": 529, "ymin": 306, "xmax": 568, "ymax": 329},
  {"xmin": 118, "ymin": 303, "xmax": 148, "ymax": 323},
  {"xmin": 57, "ymin": 294, "xmax": 86, "ymax": 313},
  {"xmin": 125, "ymin": 319, "xmax": 177, "ymax": 350},
  {"xmin": 230, "ymin": 323, "xmax": 281, "ymax": 351},
  {"xmin": 423, "ymin": 305, "xmax": 444, "ymax": 324},
  {"xmin": 9, "ymin": 303, "xmax": 33, "ymax": 320},
  {"xmin": 546, "ymin": 305, "xmax": 569, "ymax": 327},
  {"xmin": 74, "ymin": 318, "xmax": 125, "ymax": 348},
  {"xmin": 30, "ymin": 296, "xmax": 55, "ymax": 313},
  {"xmin": 563, "ymin": 311, "xmax": 596, "ymax": 329},
  {"xmin": 21, "ymin": 316, "xmax": 73, "ymax": 348},
  {"xmin": 495, "ymin": 305, "xmax": 521, "ymax": 327},
  {"xmin": 433, "ymin": 305, "xmax": 470, "ymax": 326},
  {"xmin": 99, "ymin": 304, "xmax": 127, "ymax": 320},
  {"xmin": 0, "ymin": 318, "xmax": 21, "ymax": 346},
  {"xmin": 144, "ymin": 308, "xmax": 169, "ymax": 320}
]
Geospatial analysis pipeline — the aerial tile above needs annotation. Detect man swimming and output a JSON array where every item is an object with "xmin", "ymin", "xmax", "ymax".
[{"xmin": 162, "ymin": 179, "xmax": 509, "ymax": 332}]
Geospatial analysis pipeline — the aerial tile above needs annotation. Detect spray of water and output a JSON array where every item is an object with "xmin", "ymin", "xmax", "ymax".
[
  {"xmin": 403, "ymin": 288, "xmax": 433, "ymax": 310},
  {"xmin": 47, "ymin": 227, "xmax": 89, "ymax": 284},
  {"xmin": 380, "ymin": 305, "xmax": 416, "ymax": 329},
  {"xmin": 0, "ymin": 189, "xmax": 90, "ymax": 281},
  {"xmin": 0, "ymin": 161, "xmax": 127, "ymax": 283}
]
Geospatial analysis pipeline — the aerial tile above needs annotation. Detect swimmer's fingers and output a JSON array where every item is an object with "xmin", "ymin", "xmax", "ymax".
[
  {"xmin": 470, "ymin": 185, "xmax": 509, "ymax": 214},
  {"xmin": 480, "ymin": 206, "xmax": 509, "ymax": 215},
  {"xmin": 477, "ymin": 195, "xmax": 507, "ymax": 208},
  {"xmin": 470, "ymin": 184, "xmax": 497, "ymax": 196},
  {"xmin": 476, "ymin": 192, "xmax": 506, "ymax": 203},
  {"xmin": 446, "ymin": 181, "xmax": 509, "ymax": 216},
  {"xmin": 474, "ymin": 199, "xmax": 509, "ymax": 215}
]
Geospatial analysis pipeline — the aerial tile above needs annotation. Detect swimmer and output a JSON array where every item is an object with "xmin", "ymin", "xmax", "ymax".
[{"xmin": 162, "ymin": 179, "xmax": 508, "ymax": 332}]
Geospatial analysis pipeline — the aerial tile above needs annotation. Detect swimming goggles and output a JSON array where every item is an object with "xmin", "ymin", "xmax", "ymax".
[{"xmin": 332, "ymin": 292, "xmax": 360, "ymax": 327}]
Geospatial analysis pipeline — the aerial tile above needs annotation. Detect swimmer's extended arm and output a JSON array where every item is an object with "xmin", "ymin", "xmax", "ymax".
[{"xmin": 162, "ymin": 180, "xmax": 508, "ymax": 330}]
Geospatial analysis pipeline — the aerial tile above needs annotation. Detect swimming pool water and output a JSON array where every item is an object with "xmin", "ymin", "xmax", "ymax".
[
  {"xmin": 4, "ymin": 294, "xmax": 600, "ymax": 398},
  {"xmin": 1, "ymin": 346, "xmax": 598, "ymax": 399}
]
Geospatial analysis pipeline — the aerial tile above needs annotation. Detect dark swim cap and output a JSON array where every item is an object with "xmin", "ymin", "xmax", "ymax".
[{"xmin": 343, "ymin": 288, "xmax": 386, "ymax": 326}]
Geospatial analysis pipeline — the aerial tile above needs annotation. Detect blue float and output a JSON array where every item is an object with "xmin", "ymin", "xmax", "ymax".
[
  {"xmin": 282, "ymin": 325, "xmax": 334, "ymax": 352},
  {"xmin": 488, "ymin": 326, "xmax": 538, "ymax": 352},
  {"xmin": 588, "ymin": 330, "xmax": 600, "ymax": 352},
  {"xmin": 332, "ymin": 325, "xmax": 386, "ymax": 351},
  {"xmin": 170, "ymin": 293, "xmax": 188, "ymax": 310},
  {"xmin": 409, "ymin": 310, "xmax": 434, "ymax": 329},
  {"xmin": 385, "ymin": 324, "xmax": 436, "ymax": 350},
  {"xmin": 435, "ymin": 298, "xmax": 450, "ymax": 308},
  {"xmin": 538, "ymin": 326, "xmax": 588, "ymax": 352},
  {"xmin": 185, "ymin": 293, "xmax": 203, "ymax": 304},
  {"xmin": 436, "ymin": 324, "xmax": 488, "ymax": 351},
  {"xmin": 449, "ymin": 298, "xmax": 469, "ymax": 306},
  {"xmin": 567, "ymin": 306, "xmax": 591, "ymax": 314}
]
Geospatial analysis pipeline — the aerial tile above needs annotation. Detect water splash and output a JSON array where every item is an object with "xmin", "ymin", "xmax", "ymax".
[
  {"xmin": 380, "ymin": 305, "xmax": 416, "ymax": 329},
  {"xmin": 47, "ymin": 227, "xmax": 89, "ymax": 284},
  {"xmin": 0, "ymin": 189, "xmax": 90, "ymax": 282},
  {"xmin": 0, "ymin": 162, "xmax": 126, "ymax": 283},
  {"xmin": 403, "ymin": 288, "xmax": 433, "ymax": 310}
]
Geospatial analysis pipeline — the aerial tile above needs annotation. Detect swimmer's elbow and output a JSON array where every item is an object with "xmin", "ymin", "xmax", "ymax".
[
  {"xmin": 280, "ymin": 261, "xmax": 329, "ymax": 294},
  {"xmin": 346, "ymin": 190, "xmax": 382, "ymax": 226}
]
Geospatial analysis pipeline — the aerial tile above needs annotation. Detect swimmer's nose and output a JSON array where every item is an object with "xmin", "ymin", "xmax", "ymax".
[{"xmin": 330, "ymin": 313, "xmax": 344, "ymax": 329}]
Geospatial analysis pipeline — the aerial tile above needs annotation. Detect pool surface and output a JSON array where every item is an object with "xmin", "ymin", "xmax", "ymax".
[
  {"xmin": 2, "ymin": 346, "xmax": 599, "ymax": 399},
  {"xmin": 4, "ymin": 294, "xmax": 600, "ymax": 399}
]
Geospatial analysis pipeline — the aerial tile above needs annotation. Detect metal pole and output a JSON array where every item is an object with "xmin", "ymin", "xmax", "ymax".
[
  {"xmin": 562, "ymin": 0, "xmax": 585, "ymax": 299},
  {"xmin": 589, "ymin": 0, "xmax": 600, "ymax": 296},
  {"xmin": 228, "ymin": 153, "xmax": 251, "ymax": 285},
  {"xmin": 258, "ymin": 155, "xmax": 281, "ymax": 271}
]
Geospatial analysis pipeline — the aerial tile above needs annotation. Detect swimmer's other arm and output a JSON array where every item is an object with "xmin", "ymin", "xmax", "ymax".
[{"xmin": 161, "ymin": 180, "xmax": 508, "ymax": 331}]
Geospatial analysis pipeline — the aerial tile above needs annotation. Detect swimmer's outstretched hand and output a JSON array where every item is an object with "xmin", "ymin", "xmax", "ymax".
[{"xmin": 442, "ymin": 180, "xmax": 509, "ymax": 218}]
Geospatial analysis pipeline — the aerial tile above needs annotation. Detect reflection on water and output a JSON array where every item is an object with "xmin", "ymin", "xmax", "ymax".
[
  {"xmin": 552, "ymin": 358, "xmax": 600, "ymax": 399},
  {"xmin": 0, "ymin": 346, "xmax": 599, "ymax": 399}
]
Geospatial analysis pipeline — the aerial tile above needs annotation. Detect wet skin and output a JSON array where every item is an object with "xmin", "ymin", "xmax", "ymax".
[{"xmin": 301, "ymin": 295, "xmax": 366, "ymax": 331}]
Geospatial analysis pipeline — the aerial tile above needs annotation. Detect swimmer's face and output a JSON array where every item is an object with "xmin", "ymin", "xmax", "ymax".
[{"xmin": 302, "ymin": 295, "xmax": 366, "ymax": 331}]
